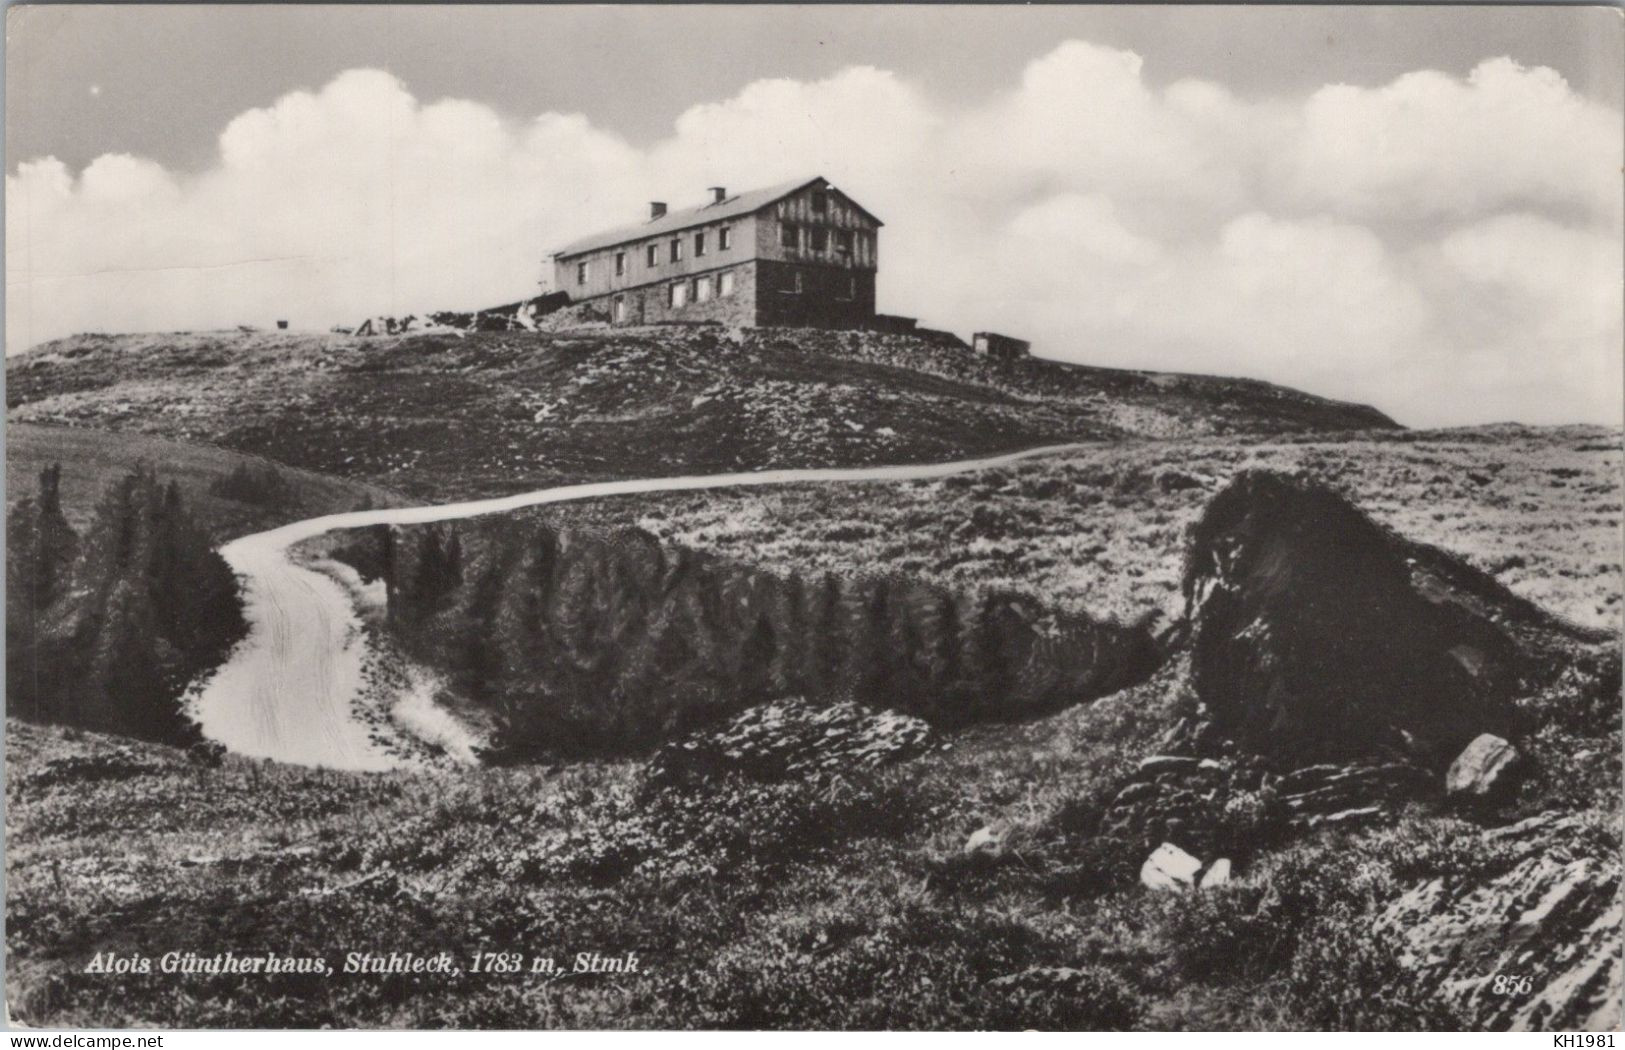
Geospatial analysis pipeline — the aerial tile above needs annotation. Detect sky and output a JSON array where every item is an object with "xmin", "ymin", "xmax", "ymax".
[{"xmin": 6, "ymin": 4, "xmax": 1622, "ymax": 426}]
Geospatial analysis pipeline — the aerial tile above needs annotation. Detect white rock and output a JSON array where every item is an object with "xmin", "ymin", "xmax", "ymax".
[
  {"xmin": 1140, "ymin": 842, "xmax": 1202, "ymax": 892},
  {"xmin": 963, "ymin": 822, "xmax": 1008, "ymax": 857},
  {"xmin": 1200, "ymin": 858, "xmax": 1232, "ymax": 888},
  {"xmin": 1446, "ymin": 733, "xmax": 1520, "ymax": 797}
]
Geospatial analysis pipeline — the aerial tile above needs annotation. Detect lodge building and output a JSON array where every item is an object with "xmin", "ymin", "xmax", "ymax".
[{"xmin": 549, "ymin": 176, "xmax": 881, "ymax": 329}]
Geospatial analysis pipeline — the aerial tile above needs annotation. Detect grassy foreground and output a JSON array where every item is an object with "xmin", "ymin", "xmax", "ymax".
[{"xmin": 8, "ymin": 636, "xmax": 1615, "ymax": 1030}]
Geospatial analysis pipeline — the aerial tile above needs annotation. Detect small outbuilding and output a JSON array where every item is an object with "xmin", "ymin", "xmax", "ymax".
[{"xmin": 972, "ymin": 331, "xmax": 1030, "ymax": 361}]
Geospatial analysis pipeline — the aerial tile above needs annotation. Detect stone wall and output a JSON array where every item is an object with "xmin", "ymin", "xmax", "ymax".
[
  {"xmin": 753, "ymin": 259, "xmax": 877, "ymax": 329},
  {"xmin": 602, "ymin": 263, "xmax": 760, "ymax": 327}
]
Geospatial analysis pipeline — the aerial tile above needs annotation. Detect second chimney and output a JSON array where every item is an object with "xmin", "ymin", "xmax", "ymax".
[
  {"xmin": 709, "ymin": 186, "xmax": 727, "ymax": 204},
  {"xmin": 650, "ymin": 201, "xmax": 667, "ymax": 220}
]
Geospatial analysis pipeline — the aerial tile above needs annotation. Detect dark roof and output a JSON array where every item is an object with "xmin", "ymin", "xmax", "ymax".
[{"xmin": 552, "ymin": 176, "xmax": 881, "ymax": 258}]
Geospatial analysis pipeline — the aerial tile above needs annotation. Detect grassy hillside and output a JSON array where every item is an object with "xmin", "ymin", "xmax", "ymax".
[
  {"xmin": 464, "ymin": 425, "xmax": 1622, "ymax": 633},
  {"xmin": 6, "ymin": 423, "xmax": 411, "ymax": 541},
  {"xmin": 7, "ymin": 327, "xmax": 1395, "ymax": 501}
]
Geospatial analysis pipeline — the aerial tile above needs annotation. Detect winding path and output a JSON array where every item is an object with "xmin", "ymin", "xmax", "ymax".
[{"xmin": 192, "ymin": 442, "xmax": 1091, "ymax": 770}]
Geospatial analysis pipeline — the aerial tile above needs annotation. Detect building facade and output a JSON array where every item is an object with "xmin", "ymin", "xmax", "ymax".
[{"xmin": 549, "ymin": 176, "xmax": 881, "ymax": 329}]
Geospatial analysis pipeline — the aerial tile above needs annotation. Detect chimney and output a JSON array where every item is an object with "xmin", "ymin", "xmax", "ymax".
[
  {"xmin": 650, "ymin": 201, "xmax": 667, "ymax": 220},
  {"xmin": 708, "ymin": 186, "xmax": 727, "ymax": 204}
]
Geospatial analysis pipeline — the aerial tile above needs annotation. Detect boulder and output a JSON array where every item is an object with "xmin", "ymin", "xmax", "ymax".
[
  {"xmin": 1445, "ymin": 733, "xmax": 1521, "ymax": 798},
  {"xmin": 1183, "ymin": 471, "xmax": 1525, "ymax": 767},
  {"xmin": 1199, "ymin": 858, "xmax": 1232, "ymax": 888},
  {"xmin": 1140, "ymin": 842, "xmax": 1202, "ymax": 892},
  {"xmin": 963, "ymin": 821, "xmax": 1011, "ymax": 859}
]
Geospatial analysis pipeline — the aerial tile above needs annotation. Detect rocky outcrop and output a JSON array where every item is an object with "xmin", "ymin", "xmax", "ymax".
[
  {"xmin": 645, "ymin": 697, "xmax": 931, "ymax": 787},
  {"xmin": 1096, "ymin": 750, "xmax": 1433, "ymax": 863},
  {"xmin": 1183, "ymin": 471, "xmax": 1529, "ymax": 767},
  {"xmin": 1375, "ymin": 814, "xmax": 1622, "ymax": 1031},
  {"xmin": 1272, "ymin": 762, "xmax": 1433, "ymax": 828},
  {"xmin": 1092, "ymin": 754, "xmax": 1436, "ymax": 877}
]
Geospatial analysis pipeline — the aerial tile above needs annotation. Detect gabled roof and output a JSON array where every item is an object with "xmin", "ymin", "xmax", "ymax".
[{"xmin": 552, "ymin": 176, "xmax": 882, "ymax": 259}]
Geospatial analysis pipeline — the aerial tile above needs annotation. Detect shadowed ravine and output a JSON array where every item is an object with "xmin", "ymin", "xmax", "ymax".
[{"xmin": 192, "ymin": 442, "xmax": 1103, "ymax": 770}]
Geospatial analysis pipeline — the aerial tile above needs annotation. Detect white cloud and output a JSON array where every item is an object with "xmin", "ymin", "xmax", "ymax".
[
  {"xmin": 7, "ymin": 47, "xmax": 1621, "ymax": 426},
  {"xmin": 1284, "ymin": 59, "xmax": 1623, "ymax": 227}
]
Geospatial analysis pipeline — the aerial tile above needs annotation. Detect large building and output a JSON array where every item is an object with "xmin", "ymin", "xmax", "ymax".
[{"xmin": 549, "ymin": 176, "xmax": 881, "ymax": 329}]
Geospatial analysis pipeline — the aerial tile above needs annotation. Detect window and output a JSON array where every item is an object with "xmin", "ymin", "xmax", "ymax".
[
  {"xmin": 646, "ymin": 244, "xmax": 659, "ymax": 268},
  {"xmin": 695, "ymin": 276, "xmax": 711, "ymax": 302},
  {"xmin": 811, "ymin": 190, "xmax": 827, "ymax": 213},
  {"xmin": 810, "ymin": 228, "xmax": 828, "ymax": 252},
  {"xmin": 669, "ymin": 281, "xmax": 688, "ymax": 308},
  {"xmin": 613, "ymin": 296, "xmax": 627, "ymax": 323},
  {"xmin": 838, "ymin": 276, "xmax": 855, "ymax": 301},
  {"xmin": 719, "ymin": 226, "xmax": 732, "ymax": 250},
  {"xmin": 780, "ymin": 223, "xmax": 798, "ymax": 250},
  {"xmin": 694, "ymin": 232, "xmax": 707, "ymax": 257},
  {"xmin": 576, "ymin": 262, "xmax": 589, "ymax": 286},
  {"xmin": 719, "ymin": 271, "xmax": 735, "ymax": 297},
  {"xmin": 836, "ymin": 230, "xmax": 853, "ymax": 254},
  {"xmin": 614, "ymin": 252, "xmax": 626, "ymax": 277},
  {"xmin": 780, "ymin": 269, "xmax": 802, "ymax": 295},
  {"xmin": 670, "ymin": 238, "xmax": 683, "ymax": 263}
]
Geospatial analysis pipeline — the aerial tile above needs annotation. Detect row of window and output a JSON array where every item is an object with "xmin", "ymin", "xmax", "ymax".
[
  {"xmin": 577, "ymin": 226, "xmax": 735, "ymax": 286},
  {"xmin": 667, "ymin": 269, "xmax": 738, "ymax": 308},
  {"xmin": 780, "ymin": 224, "xmax": 860, "ymax": 255},
  {"xmin": 776, "ymin": 270, "xmax": 857, "ymax": 299},
  {"xmin": 607, "ymin": 267, "xmax": 859, "ymax": 319},
  {"xmin": 577, "ymin": 222, "xmax": 867, "ymax": 287},
  {"xmin": 609, "ymin": 270, "xmax": 741, "ymax": 320}
]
